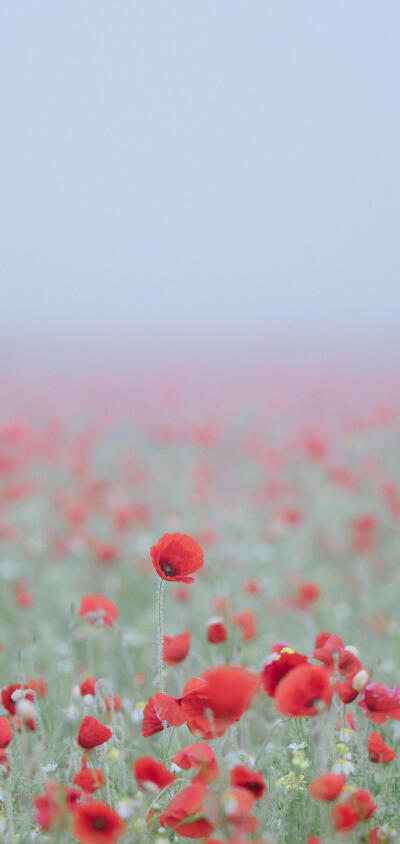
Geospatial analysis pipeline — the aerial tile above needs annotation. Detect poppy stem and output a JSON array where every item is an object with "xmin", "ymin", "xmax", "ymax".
[{"xmin": 157, "ymin": 578, "xmax": 165, "ymax": 694}]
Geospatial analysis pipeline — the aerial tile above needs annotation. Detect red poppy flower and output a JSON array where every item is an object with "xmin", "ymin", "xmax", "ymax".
[
  {"xmin": 154, "ymin": 691, "xmax": 187, "ymax": 727},
  {"xmin": 244, "ymin": 579, "xmax": 262, "ymax": 595},
  {"xmin": 34, "ymin": 781, "xmax": 63, "ymax": 831},
  {"xmin": 73, "ymin": 801, "xmax": 125, "ymax": 843},
  {"xmin": 0, "ymin": 716, "xmax": 13, "ymax": 748},
  {"xmin": 104, "ymin": 694, "xmax": 121, "ymax": 712},
  {"xmin": 331, "ymin": 801, "xmax": 360, "ymax": 833},
  {"xmin": 34, "ymin": 781, "xmax": 79, "ymax": 831},
  {"xmin": 2, "ymin": 684, "xmax": 26, "ymax": 715},
  {"xmin": 313, "ymin": 631, "xmax": 343, "ymax": 658},
  {"xmin": 230, "ymin": 765, "xmax": 266, "ymax": 799},
  {"xmin": 349, "ymin": 789, "xmax": 377, "ymax": 820},
  {"xmin": 14, "ymin": 579, "xmax": 34, "ymax": 607},
  {"xmin": 307, "ymin": 838, "xmax": 321, "ymax": 844},
  {"xmin": 173, "ymin": 742, "xmax": 219, "ymax": 785},
  {"xmin": 274, "ymin": 664, "xmax": 332, "ymax": 717},
  {"xmin": 142, "ymin": 696, "xmax": 163, "ymax": 737},
  {"xmin": 261, "ymin": 649, "xmax": 308, "ymax": 697},
  {"xmin": 78, "ymin": 716, "xmax": 112, "ymax": 749},
  {"xmin": 80, "ymin": 678, "xmax": 97, "ymax": 696},
  {"xmin": 180, "ymin": 666, "xmax": 260, "ymax": 739},
  {"xmin": 163, "ymin": 631, "xmax": 191, "ymax": 666},
  {"xmin": 207, "ymin": 618, "xmax": 228, "ymax": 644},
  {"xmin": 27, "ymin": 678, "xmax": 47, "ymax": 698},
  {"xmin": 368, "ymin": 732, "xmax": 397, "ymax": 763},
  {"xmin": 150, "ymin": 533, "xmax": 204, "ymax": 583},
  {"xmin": 288, "ymin": 582, "xmax": 321, "ymax": 611},
  {"xmin": 359, "ymin": 683, "xmax": 400, "ymax": 723},
  {"xmin": 133, "ymin": 757, "xmax": 175, "ymax": 791},
  {"xmin": 79, "ymin": 595, "xmax": 118, "ymax": 628},
  {"xmin": 221, "ymin": 786, "xmax": 258, "ymax": 833},
  {"xmin": 351, "ymin": 514, "xmax": 378, "ymax": 553},
  {"xmin": 74, "ymin": 758, "xmax": 105, "ymax": 793},
  {"xmin": 231, "ymin": 611, "xmax": 257, "ymax": 641},
  {"xmin": 308, "ymin": 772, "xmax": 346, "ymax": 801},
  {"xmin": 159, "ymin": 784, "xmax": 217, "ymax": 838}
]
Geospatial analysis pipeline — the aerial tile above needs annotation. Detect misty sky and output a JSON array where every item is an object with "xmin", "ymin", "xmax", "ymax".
[{"xmin": 1, "ymin": 1, "xmax": 399, "ymax": 338}]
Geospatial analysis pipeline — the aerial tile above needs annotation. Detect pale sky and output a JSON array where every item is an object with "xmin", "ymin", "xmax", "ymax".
[{"xmin": 1, "ymin": 1, "xmax": 399, "ymax": 340}]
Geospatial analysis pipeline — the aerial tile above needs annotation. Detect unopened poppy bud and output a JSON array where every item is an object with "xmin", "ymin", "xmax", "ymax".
[
  {"xmin": 207, "ymin": 617, "xmax": 227, "ymax": 643},
  {"xmin": 352, "ymin": 669, "xmax": 369, "ymax": 691},
  {"xmin": 16, "ymin": 698, "xmax": 36, "ymax": 723}
]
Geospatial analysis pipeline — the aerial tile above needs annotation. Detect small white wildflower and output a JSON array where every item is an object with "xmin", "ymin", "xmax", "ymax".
[
  {"xmin": 41, "ymin": 764, "xmax": 58, "ymax": 774},
  {"xmin": 116, "ymin": 798, "xmax": 135, "ymax": 819},
  {"xmin": 64, "ymin": 704, "xmax": 79, "ymax": 720},
  {"xmin": 131, "ymin": 706, "xmax": 144, "ymax": 724},
  {"xmin": 338, "ymin": 728, "xmax": 353, "ymax": 744},
  {"xmin": 332, "ymin": 759, "xmax": 355, "ymax": 775},
  {"xmin": 288, "ymin": 742, "xmax": 306, "ymax": 751}
]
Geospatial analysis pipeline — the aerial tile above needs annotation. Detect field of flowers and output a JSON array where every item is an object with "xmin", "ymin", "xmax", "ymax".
[{"xmin": 0, "ymin": 393, "xmax": 399, "ymax": 843}]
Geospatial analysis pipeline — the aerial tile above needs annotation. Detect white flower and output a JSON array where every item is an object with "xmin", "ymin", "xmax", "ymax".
[
  {"xmin": 332, "ymin": 760, "xmax": 355, "ymax": 775},
  {"xmin": 116, "ymin": 799, "xmax": 135, "ymax": 819},
  {"xmin": 41, "ymin": 763, "xmax": 58, "ymax": 774}
]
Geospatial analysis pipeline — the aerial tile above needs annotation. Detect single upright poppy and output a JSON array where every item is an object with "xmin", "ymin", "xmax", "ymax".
[
  {"xmin": 73, "ymin": 800, "xmax": 125, "ymax": 843},
  {"xmin": 151, "ymin": 533, "xmax": 204, "ymax": 583},
  {"xmin": 207, "ymin": 618, "xmax": 228, "ymax": 643},
  {"xmin": 78, "ymin": 716, "xmax": 112, "ymax": 749},
  {"xmin": 163, "ymin": 631, "xmax": 191, "ymax": 666},
  {"xmin": 274, "ymin": 664, "xmax": 332, "ymax": 717}
]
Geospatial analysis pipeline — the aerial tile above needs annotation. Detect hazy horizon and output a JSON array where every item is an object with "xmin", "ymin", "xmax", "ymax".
[{"xmin": 1, "ymin": 0, "xmax": 400, "ymax": 357}]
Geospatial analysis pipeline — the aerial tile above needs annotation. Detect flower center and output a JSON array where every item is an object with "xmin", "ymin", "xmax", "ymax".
[
  {"xmin": 161, "ymin": 561, "xmax": 176, "ymax": 577},
  {"xmin": 93, "ymin": 817, "xmax": 107, "ymax": 829}
]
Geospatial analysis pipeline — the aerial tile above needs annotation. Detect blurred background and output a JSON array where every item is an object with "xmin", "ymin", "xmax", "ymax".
[{"xmin": 1, "ymin": 1, "xmax": 399, "ymax": 413}]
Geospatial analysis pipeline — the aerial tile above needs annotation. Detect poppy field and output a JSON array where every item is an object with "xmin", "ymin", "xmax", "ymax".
[{"xmin": 0, "ymin": 391, "xmax": 400, "ymax": 844}]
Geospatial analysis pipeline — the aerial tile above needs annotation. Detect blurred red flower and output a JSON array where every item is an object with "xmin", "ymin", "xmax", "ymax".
[{"xmin": 163, "ymin": 631, "xmax": 191, "ymax": 666}]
